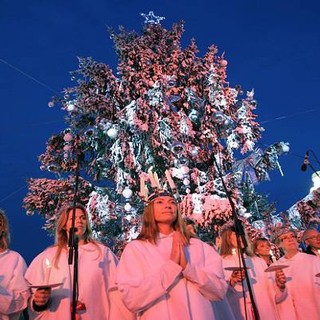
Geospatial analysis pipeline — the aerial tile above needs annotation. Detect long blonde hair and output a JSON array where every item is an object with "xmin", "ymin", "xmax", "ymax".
[
  {"xmin": 0, "ymin": 209, "xmax": 10, "ymax": 250},
  {"xmin": 137, "ymin": 197, "xmax": 191, "ymax": 245},
  {"xmin": 53, "ymin": 202, "xmax": 100, "ymax": 267},
  {"xmin": 219, "ymin": 225, "xmax": 236, "ymax": 257},
  {"xmin": 220, "ymin": 224, "xmax": 253, "ymax": 257}
]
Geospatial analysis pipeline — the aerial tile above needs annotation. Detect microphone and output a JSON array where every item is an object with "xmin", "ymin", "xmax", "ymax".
[{"xmin": 301, "ymin": 151, "xmax": 309, "ymax": 172}]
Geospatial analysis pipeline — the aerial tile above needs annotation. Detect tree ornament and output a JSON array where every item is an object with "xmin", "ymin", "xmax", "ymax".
[
  {"xmin": 220, "ymin": 59, "xmax": 228, "ymax": 67},
  {"xmin": 107, "ymin": 127, "xmax": 118, "ymax": 139},
  {"xmin": 167, "ymin": 79, "xmax": 176, "ymax": 87},
  {"xmin": 212, "ymin": 111, "xmax": 226, "ymax": 124},
  {"xmin": 181, "ymin": 166, "xmax": 190, "ymax": 174},
  {"xmin": 122, "ymin": 187, "xmax": 133, "ymax": 199},
  {"xmin": 171, "ymin": 141, "xmax": 185, "ymax": 156},
  {"xmin": 63, "ymin": 133, "xmax": 73, "ymax": 142},
  {"xmin": 140, "ymin": 11, "xmax": 165, "ymax": 25},
  {"xmin": 84, "ymin": 127, "xmax": 96, "ymax": 137},
  {"xmin": 26, "ymin": 210, "xmax": 34, "ymax": 216},
  {"xmin": 190, "ymin": 148, "xmax": 199, "ymax": 157},
  {"xmin": 124, "ymin": 203, "xmax": 132, "ymax": 212},
  {"xmin": 47, "ymin": 163, "xmax": 60, "ymax": 173},
  {"xmin": 188, "ymin": 109, "xmax": 199, "ymax": 122},
  {"xmin": 178, "ymin": 158, "xmax": 189, "ymax": 166},
  {"xmin": 63, "ymin": 145, "xmax": 71, "ymax": 152},
  {"xmin": 183, "ymin": 178, "xmax": 190, "ymax": 186},
  {"xmin": 66, "ymin": 102, "xmax": 75, "ymax": 112}
]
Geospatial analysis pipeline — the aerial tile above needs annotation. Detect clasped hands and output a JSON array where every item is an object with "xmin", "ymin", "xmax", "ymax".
[{"xmin": 170, "ymin": 231, "xmax": 187, "ymax": 270}]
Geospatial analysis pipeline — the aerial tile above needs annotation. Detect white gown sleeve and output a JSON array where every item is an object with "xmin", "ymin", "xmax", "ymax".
[
  {"xmin": 103, "ymin": 248, "xmax": 136, "ymax": 320},
  {"xmin": 182, "ymin": 241, "xmax": 227, "ymax": 301},
  {"xmin": 0, "ymin": 251, "xmax": 30, "ymax": 316},
  {"xmin": 116, "ymin": 241, "xmax": 183, "ymax": 313}
]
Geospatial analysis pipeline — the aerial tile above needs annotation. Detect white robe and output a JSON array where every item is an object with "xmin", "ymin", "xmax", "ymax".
[
  {"xmin": 222, "ymin": 254, "xmax": 285, "ymax": 320},
  {"xmin": 25, "ymin": 243, "xmax": 135, "ymax": 320},
  {"xmin": 276, "ymin": 252, "xmax": 320, "ymax": 320},
  {"xmin": 0, "ymin": 249, "xmax": 30, "ymax": 320},
  {"xmin": 116, "ymin": 234, "xmax": 228, "ymax": 320}
]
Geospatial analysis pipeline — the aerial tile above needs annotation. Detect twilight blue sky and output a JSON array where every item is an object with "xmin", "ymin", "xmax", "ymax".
[{"xmin": 1, "ymin": 0, "xmax": 320, "ymax": 264}]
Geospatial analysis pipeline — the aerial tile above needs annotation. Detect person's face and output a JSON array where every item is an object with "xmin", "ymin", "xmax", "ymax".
[
  {"xmin": 230, "ymin": 231, "xmax": 239, "ymax": 248},
  {"xmin": 278, "ymin": 232, "xmax": 298, "ymax": 252},
  {"xmin": 255, "ymin": 241, "xmax": 271, "ymax": 257},
  {"xmin": 65, "ymin": 208, "xmax": 88, "ymax": 239},
  {"xmin": 153, "ymin": 196, "xmax": 177, "ymax": 226},
  {"xmin": 304, "ymin": 230, "xmax": 320, "ymax": 250}
]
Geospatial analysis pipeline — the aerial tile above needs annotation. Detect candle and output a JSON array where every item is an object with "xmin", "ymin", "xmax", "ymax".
[
  {"xmin": 231, "ymin": 248, "xmax": 239, "ymax": 267},
  {"xmin": 165, "ymin": 169, "xmax": 176, "ymax": 190},
  {"xmin": 153, "ymin": 172, "xmax": 161, "ymax": 189},
  {"xmin": 270, "ymin": 250, "xmax": 276, "ymax": 263},
  {"xmin": 148, "ymin": 168, "xmax": 157, "ymax": 188},
  {"xmin": 139, "ymin": 175, "xmax": 146, "ymax": 198},
  {"xmin": 318, "ymin": 249, "xmax": 320, "ymax": 256},
  {"xmin": 45, "ymin": 258, "xmax": 51, "ymax": 284}
]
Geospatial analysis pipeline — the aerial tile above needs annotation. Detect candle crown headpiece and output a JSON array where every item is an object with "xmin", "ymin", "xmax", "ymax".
[{"xmin": 138, "ymin": 167, "xmax": 179, "ymax": 203}]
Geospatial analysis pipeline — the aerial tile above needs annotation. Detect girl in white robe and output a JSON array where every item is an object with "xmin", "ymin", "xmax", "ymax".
[
  {"xmin": 220, "ymin": 223, "xmax": 287, "ymax": 320},
  {"xmin": 25, "ymin": 203, "xmax": 135, "ymax": 320},
  {"xmin": 0, "ymin": 209, "xmax": 30, "ymax": 320},
  {"xmin": 274, "ymin": 229, "xmax": 320, "ymax": 320},
  {"xmin": 116, "ymin": 192, "xmax": 228, "ymax": 320}
]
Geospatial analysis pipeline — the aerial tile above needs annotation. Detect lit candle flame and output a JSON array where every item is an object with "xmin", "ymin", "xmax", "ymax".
[
  {"xmin": 232, "ymin": 248, "xmax": 236, "ymax": 255},
  {"xmin": 270, "ymin": 250, "xmax": 276, "ymax": 263},
  {"xmin": 45, "ymin": 258, "xmax": 51, "ymax": 284}
]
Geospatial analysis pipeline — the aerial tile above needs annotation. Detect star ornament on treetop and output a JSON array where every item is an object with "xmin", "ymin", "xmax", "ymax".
[{"xmin": 140, "ymin": 11, "xmax": 165, "ymax": 25}]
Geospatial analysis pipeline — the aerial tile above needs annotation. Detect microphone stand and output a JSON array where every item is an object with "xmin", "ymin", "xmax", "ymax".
[
  {"xmin": 68, "ymin": 135, "xmax": 81, "ymax": 320},
  {"xmin": 213, "ymin": 155, "xmax": 260, "ymax": 320}
]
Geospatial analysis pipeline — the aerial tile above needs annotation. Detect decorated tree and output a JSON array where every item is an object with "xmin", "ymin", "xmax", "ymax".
[{"xmin": 23, "ymin": 12, "xmax": 289, "ymax": 254}]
